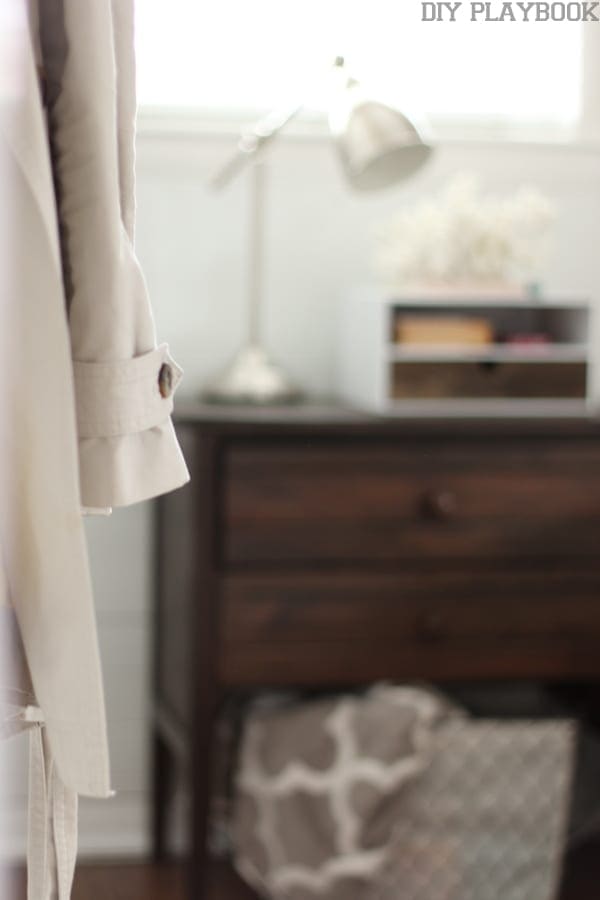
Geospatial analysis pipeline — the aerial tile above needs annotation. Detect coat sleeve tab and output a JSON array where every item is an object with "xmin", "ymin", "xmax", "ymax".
[{"xmin": 73, "ymin": 344, "xmax": 183, "ymax": 439}]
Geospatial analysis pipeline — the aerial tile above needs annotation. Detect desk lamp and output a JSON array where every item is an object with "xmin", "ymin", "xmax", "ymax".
[{"xmin": 204, "ymin": 57, "xmax": 432, "ymax": 404}]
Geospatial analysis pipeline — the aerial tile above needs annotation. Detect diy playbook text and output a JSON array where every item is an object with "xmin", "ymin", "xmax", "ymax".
[{"xmin": 422, "ymin": 1, "xmax": 600, "ymax": 19}]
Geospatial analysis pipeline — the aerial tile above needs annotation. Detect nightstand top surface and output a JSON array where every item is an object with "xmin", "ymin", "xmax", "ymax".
[{"xmin": 173, "ymin": 397, "xmax": 600, "ymax": 437}]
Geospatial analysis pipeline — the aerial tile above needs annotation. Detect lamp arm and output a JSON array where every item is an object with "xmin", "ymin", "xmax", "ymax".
[
  {"xmin": 209, "ymin": 58, "xmax": 349, "ymax": 190},
  {"xmin": 209, "ymin": 101, "xmax": 304, "ymax": 190}
]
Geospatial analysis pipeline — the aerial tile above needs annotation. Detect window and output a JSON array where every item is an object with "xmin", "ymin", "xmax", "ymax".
[{"xmin": 135, "ymin": 1, "xmax": 584, "ymax": 137}]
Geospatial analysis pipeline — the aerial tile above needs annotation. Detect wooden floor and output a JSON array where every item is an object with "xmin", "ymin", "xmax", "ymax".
[
  {"xmin": 1, "ymin": 860, "xmax": 256, "ymax": 900},
  {"xmin": 2, "ymin": 846, "xmax": 599, "ymax": 900}
]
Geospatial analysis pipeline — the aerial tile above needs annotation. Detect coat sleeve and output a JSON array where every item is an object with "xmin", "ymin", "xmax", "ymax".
[{"xmin": 39, "ymin": 0, "xmax": 189, "ymax": 509}]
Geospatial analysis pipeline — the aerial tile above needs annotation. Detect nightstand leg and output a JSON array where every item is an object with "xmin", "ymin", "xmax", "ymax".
[
  {"xmin": 152, "ymin": 727, "xmax": 174, "ymax": 861},
  {"xmin": 188, "ymin": 697, "xmax": 218, "ymax": 900}
]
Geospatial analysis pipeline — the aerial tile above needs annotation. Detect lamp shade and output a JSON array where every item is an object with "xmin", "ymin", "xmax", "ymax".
[{"xmin": 329, "ymin": 74, "xmax": 432, "ymax": 190}]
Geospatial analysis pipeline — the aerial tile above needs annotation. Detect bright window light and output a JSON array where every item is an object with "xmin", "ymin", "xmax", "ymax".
[{"xmin": 135, "ymin": 1, "xmax": 583, "ymax": 128}]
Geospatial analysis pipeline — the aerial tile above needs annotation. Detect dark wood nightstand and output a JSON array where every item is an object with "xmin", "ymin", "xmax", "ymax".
[{"xmin": 153, "ymin": 402, "xmax": 600, "ymax": 899}]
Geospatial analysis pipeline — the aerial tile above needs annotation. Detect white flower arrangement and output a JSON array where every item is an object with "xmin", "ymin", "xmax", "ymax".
[{"xmin": 373, "ymin": 176, "xmax": 556, "ymax": 292}]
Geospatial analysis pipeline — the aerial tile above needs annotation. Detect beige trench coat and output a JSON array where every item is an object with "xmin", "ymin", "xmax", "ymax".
[{"xmin": 0, "ymin": 0, "xmax": 189, "ymax": 841}]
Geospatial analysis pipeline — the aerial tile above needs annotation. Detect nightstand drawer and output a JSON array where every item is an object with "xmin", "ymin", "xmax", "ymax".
[
  {"xmin": 220, "ymin": 570, "xmax": 600, "ymax": 684},
  {"xmin": 223, "ymin": 440, "xmax": 600, "ymax": 565},
  {"xmin": 222, "ymin": 571, "xmax": 600, "ymax": 643}
]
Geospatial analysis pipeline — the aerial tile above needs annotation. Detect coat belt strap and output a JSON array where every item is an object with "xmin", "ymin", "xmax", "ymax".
[{"xmin": 25, "ymin": 709, "xmax": 78, "ymax": 900}]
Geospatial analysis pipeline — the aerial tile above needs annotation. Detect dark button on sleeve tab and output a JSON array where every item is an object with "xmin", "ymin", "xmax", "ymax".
[{"xmin": 158, "ymin": 363, "xmax": 173, "ymax": 398}]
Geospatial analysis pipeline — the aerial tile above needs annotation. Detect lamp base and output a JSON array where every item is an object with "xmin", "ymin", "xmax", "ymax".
[{"xmin": 203, "ymin": 345, "xmax": 303, "ymax": 405}]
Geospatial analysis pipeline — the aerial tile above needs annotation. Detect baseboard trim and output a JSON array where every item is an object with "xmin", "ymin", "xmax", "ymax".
[{"xmin": 0, "ymin": 792, "xmax": 150, "ymax": 862}]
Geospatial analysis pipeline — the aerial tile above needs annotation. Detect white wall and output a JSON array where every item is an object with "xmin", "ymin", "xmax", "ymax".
[
  {"xmin": 2, "ymin": 126, "xmax": 600, "ymax": 859},
  {"xmin": 0, "ymin": 505, "xmax": 153, "ymax": 859},
  {"xmin": 137, "ymin": 127, "xmax": 600, "ymax": 395}
]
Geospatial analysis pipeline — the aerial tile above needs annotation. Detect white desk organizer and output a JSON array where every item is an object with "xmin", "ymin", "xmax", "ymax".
[{"xmin": 338, "ymin": 289, "xmax": 596, "ymax": 417}]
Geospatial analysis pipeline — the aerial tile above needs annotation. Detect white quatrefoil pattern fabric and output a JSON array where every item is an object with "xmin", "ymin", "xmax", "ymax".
[{"xmin": 232, "ymin": 685, "xmax": 576, "ymax": 900}]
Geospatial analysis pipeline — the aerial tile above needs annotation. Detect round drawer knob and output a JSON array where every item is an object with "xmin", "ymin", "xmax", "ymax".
[
  {"xmin": 417, "ymin": 611, "xmax": 446, "ymax": 641},
  {"xmin": 422, "ymin": 489, "xmax": 458, "ymax": 520}
]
